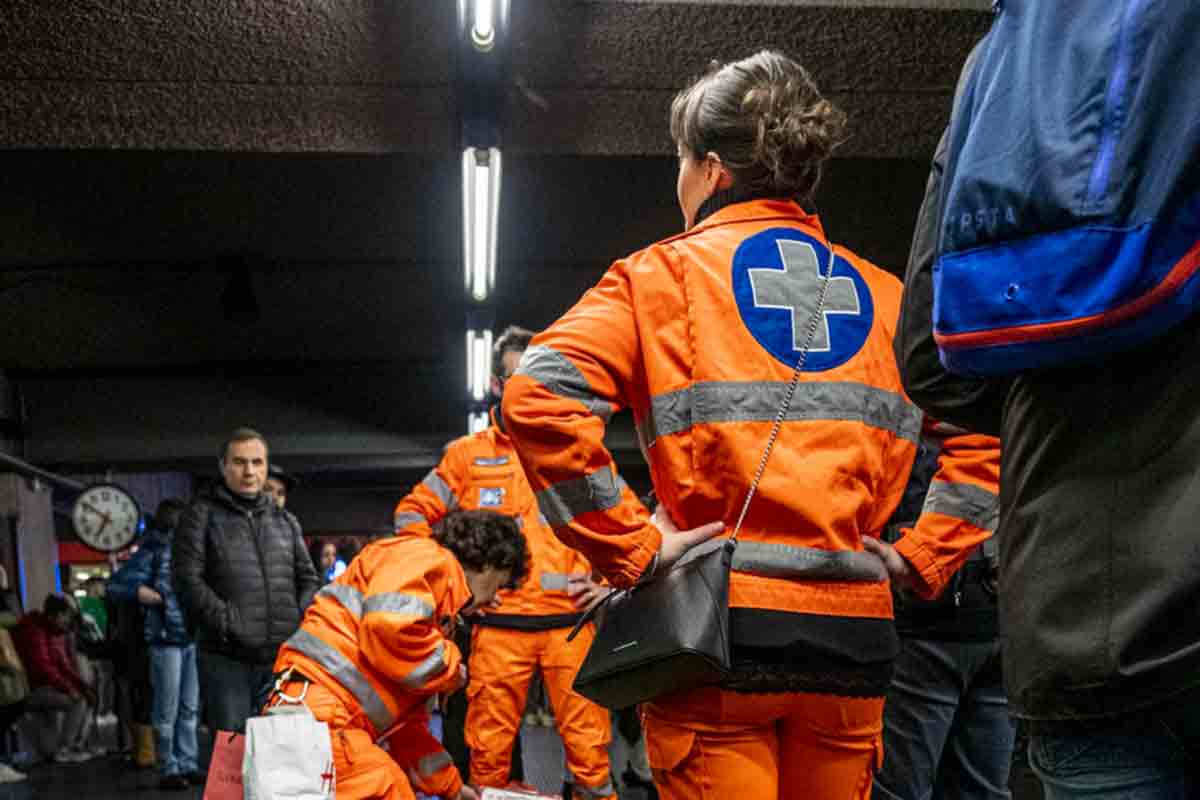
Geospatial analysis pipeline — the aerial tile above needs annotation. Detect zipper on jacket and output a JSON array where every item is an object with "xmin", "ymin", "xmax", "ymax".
[
  {"xmin": 1084, "ymin": 0, "xmax": 1148, "ymax": 210},
  {"xmin": 247, "ymin": 509, "xmax": 273, "ymax": 647}
]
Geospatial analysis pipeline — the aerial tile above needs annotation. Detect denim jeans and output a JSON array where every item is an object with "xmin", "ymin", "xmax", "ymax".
[
  {"xmin": 149, "ymin": 643, "xmax": 200, "ymax": 777},
  {"xmin": 874, "ymin": 637, "xmax": 1016, "ymax": 799},
  {"xmin": 197, "ymin": 650, "xmax": 274, "ymax": 735},
  {"xmin": 1028, "ymin": 689, "xmax": 1200, "ymax": 799}
]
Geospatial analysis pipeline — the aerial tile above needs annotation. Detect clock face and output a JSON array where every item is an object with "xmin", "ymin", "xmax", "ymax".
[{"xmin": 71, "ymin": 484, "xmax": 141, "ymax": 553}]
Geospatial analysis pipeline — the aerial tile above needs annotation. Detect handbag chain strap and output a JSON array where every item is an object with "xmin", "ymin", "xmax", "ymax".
[{"xmin": 729, "ymin": 240, "xmax": 838, "ymax": 543}]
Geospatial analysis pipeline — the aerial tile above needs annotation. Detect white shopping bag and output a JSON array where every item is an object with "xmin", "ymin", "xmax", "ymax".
[{"xmin": 243, "ymin": 703, "xmax": 336, "ymax": 800}]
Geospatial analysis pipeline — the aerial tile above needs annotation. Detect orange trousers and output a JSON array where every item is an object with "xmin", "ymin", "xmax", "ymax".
[
  {"xmin": 466, "ymin": 624, "xmax": 614, "ymax": 798},
  {"xmin": 284, "ymin": 681, "xmax": 417, "ymax": 800},
  {"xmin": 642, "ymin": 685, "xmax": 884, "ymax": 800}
]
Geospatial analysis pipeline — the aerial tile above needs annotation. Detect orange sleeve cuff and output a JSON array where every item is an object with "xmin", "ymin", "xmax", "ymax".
[{"xmin": 893, "ymin": 531, "xmax": 945, "ymax": 600}]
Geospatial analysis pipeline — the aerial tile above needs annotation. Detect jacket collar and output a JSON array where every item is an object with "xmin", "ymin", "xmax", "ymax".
[
  {"xmin": 209, "ymin": 484, "xmax": 272, "ymax": 515},
  {"xmin": 665, "ymin": 197, "xmax": 826, "ymax": 244}
]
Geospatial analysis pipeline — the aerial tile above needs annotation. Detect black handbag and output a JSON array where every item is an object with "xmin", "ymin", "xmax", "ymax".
[
  {"xmin": 569, "ymin": 239, "xmax": 839, "ymax": 710},
  {"xmin": 570, "ymin": 537, "xmax": 736, "ymax": 709}
]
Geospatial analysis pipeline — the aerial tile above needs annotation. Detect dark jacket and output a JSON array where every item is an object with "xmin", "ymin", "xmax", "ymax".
[
  {"xmin": 897, "ymin": 82, "xmax": 1200, "ymax": 719},
  {"xmin": 12, "ymin": 612, "xmax": 86, "ymax": 695},
  {"xmin": 172, "ymin": 485, "xmax": 319, "ymax": 666},
  {"xmin": 107, "ymin": 529, "xmax": 190, "ymax": 646}
]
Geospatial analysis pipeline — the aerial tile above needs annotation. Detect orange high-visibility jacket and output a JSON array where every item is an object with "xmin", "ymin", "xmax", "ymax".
[
  {"xmin": 393, "ymin": 422, "xmax": 598, "ymax": 627},
  {"xmin": 503, "ymin": 199, "xmax": 999, "ymax": 636},
  {"xmin": 274, "ymin": 534, "xmax": 469, "ymax": 741}
]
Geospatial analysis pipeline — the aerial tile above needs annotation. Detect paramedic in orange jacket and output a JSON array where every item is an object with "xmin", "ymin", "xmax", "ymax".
[
  {"xmin": 271, "ymin": 510, "xmax": 528, "ymax": 800},
  {"xmin": 393, "ymin": 326, "xmax": 616, "ymax": 800},
  {"xmin": 502, "ymin": 51, "xmax": 1000, "ymax": 800}
]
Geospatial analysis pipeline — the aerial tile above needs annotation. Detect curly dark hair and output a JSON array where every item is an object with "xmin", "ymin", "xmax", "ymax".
[{"xmin": 432, "ymin": 510, "xmax": 529, "ymax": 589}]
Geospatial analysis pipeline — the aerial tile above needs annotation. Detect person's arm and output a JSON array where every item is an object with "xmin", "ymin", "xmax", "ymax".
[
  {"xmin": 287, "ymin": 512, "xmax": 320, "ymax": 610},
  {"xmin": 392, "ymin": 441, "xmax": 470, "ymax": 537},
  {"xmin": 106, "ymin": 545, "xmax": 155, "ymax": 604},
  {"xmin": 502, "ymin": 251, "xmax": 721, "ymax": 588},
  {"xmin": 895, "ymin": 42, "xmax": 1010, "ymax": 435},
  {"xmin": 170, "ymin": 501, "xmax": 231, "ymax": 639},
  {"xmin": 356, "ymin": 562, "xmax": 465, "ymax": 698},
  {"xmin": 865, "ymin": 423, "xmax": 1000, "ymax": 599}
]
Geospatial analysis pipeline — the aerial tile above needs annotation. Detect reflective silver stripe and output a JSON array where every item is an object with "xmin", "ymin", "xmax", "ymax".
[
  {"xmin": 921, "ymin": 480, "xmax": 999, "ymax": 534},
  {"xmin": 732, "ymin": 541, "xmax": 888, "ymax": 583},
  {"xmin": 540, "ymin": 572, "xmax": 571, "ymax": 591},
  {"xmin": 515, "ymin": 345, "xmax": 615, "ymax": 422},
  {"xmin": 403, "ymin": 642, "xmax": 448, "ymax": 689},
  {"xmin": 362, "ymin": 592, "xmax": 435, "ymax": 619},
  {"xmin": 646, "ymin": 381, "xmax": 923, "ymax": 445},
  {"xmin": 393, "ymin": 511, "xmax": 427, "ymax": 531},
  {"xmin": 536, "ymin": 466, "xmax": 625, "ymax": 527},
  {"xmin": 317, "ymin": 583, "xmax": 364, "ymax": 618},
  {"xmin": 418, "ymin": 750, "xmax": 453, "ymax": 778},
  {"xmin": 283, "ymin": 629, "xmax": 393, "ymax": 733},
  {"xmin": 422, "ymin": 470, "xmax": 458, "ymax": 510},
  {"xmin": 575, "ymin": 780, "xmax": 616, "ymax": 799}
]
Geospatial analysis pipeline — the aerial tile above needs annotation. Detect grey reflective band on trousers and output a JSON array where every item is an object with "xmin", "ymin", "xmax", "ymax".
[
  {"xmin": 730, "ymin": 540, "xmax": 889, "ymax": 582},
  {"xmin": 573, "ymin": 779, "xmax": 616, "ymax": 799},
  {"xmin": 417, "ymin": 750, "xmax": 453, "ymax": 778},
  {"xmin": 283, "ymin": 629, "xmax": 393, "ymax": 734},
  {"xmin": 422, "ymin": 471, "xmax": 458, "ymax": 510},
  {"xmin": 515, "ymin": 345, "xmax": 615, "ymax": 422},
  {"xmin": 540, "ymin": 572, "xmax": 571, "ymax": 591},
  {"xmin": 642, "ymin": 381, "xmax": 924, "ymax": 447},
  {"xmin": 403, "ymin": 642, "xmax": 448, "ymax": 689},
  {"xmin": 535, "ymin": 466, "xmax": 626, "ymax": 527},
  {"xmin": 921, "ymin": 480, "xmax": 999, "ymax": 533},
  {"xmin": 393, "ymin": 511, "xmax": 426, "ymax": 531}
]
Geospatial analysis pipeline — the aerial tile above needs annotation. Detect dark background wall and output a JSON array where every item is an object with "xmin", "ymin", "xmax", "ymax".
[{"xmin": 0, "ymin": 1, "xmax": 991, "ymax": 536}]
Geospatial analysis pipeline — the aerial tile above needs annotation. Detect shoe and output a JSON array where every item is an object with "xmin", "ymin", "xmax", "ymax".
[
  {"xmin": 67, "ymin": 746, "xmax": 100, "ymax": 762},
  {"xmin": 0, "ymin": 764, "xmax": 26, "ymax": 783},
  {"xmin": 51, "ymin": 748, "xmax": 90, "ymax": 764},
  {"xmin": 185, "ymin": 771, "xmax": 207, "ymax": 786},
  {"xmin": 159, "ymin": 774, "xmax": 190, "ymax": 791}
]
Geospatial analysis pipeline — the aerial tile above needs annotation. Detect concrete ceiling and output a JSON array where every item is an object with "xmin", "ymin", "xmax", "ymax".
[{"xmin": 0, "ymin": 0, "xmax": 992, "ymax": 490}]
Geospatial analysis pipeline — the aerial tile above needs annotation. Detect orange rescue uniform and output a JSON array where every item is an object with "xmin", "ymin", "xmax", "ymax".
[
  {"xmin": 393, "ymin": 422, "xmax": 614, "ymax": 799},
  {"xmin": 273, "ymin": 535, "xmax": 470, "ymax": 800},
  {"xmin": 502, "ymin": 198, "xmax": 1001, "ymax": 800}
]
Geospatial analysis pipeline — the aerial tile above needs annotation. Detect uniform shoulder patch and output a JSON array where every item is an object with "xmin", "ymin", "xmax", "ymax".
[
  {"xmin": 731, "ymin": 227, "xmax": 874, "ymax": 371},
  {"xmin": 479, "ymin": 487, "xmax": 505, "ymax": 507}
]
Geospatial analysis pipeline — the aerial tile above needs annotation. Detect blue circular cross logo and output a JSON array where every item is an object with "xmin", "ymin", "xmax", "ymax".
[{"xmin": 731, "ymin": 228, "xmax": 874, "ymax": 372}]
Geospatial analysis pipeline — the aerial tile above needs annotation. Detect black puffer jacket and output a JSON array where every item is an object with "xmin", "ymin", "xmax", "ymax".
[{"xmin": 172, "ymin": 485, "xmax": 319, "ymax": 666}]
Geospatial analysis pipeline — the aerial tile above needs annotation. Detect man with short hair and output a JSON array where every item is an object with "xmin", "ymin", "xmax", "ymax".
[
  {"xmin": 393, "ymin": 326, "xmax": 616, "ymax": 800},
  {"xmin": 172, "ymin": 428, "xmax": 319, "ymax": 735},
  {"xmin": 12, "ymin": 594, "xmax": 97, "ymax": 764}
]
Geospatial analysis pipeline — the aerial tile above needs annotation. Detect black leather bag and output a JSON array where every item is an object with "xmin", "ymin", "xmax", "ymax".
[{"xmin": 571, "ymin": 538, "xmax": 735, "ymax": 710}]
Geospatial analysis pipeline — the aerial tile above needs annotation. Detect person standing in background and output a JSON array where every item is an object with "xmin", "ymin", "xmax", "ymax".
[
  {"xmin": 394, "ymin": 326, "xmax": 615, "ymax": 800},
  {"xmin": 109, "ymin": 499, "xmax": 203, "ymax": 790},
  {"xmin": 172, "ymin": 428, "xmax": 319, "ymax": 735}
]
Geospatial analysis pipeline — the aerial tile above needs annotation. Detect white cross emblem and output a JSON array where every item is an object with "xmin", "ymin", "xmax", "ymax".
[{"xmin": 748, "ymin": 239, "xmax": 861, "ymax": 352}]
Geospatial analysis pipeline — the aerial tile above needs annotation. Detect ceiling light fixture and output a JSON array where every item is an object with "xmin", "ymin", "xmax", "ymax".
[
  {"xmin": 462, "ymin": 147, "xmax": 502, "ymax": 302},
  {"xmin": 466, "ymin": 328, "xmax": 494, "ymax": 403}
]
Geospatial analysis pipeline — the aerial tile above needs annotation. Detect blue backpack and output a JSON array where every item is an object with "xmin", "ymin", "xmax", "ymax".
[{"xmin": 933, "ymin": 0, "xmax": 1200, "ymax": 376}]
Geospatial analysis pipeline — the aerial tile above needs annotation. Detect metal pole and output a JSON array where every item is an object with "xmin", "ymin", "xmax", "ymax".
[{"xmin": 0, "ymin": 452, "xmax": 85, "ymax": 492}]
